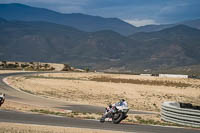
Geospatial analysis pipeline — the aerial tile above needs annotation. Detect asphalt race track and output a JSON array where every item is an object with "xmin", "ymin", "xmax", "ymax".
[
  {"xmin": 0, "ymin": 72, "xmax": 153, "ymax": 114},
  {"xmin": 0, "ymin": 72, "xmax": 199, "ymax": 133}
]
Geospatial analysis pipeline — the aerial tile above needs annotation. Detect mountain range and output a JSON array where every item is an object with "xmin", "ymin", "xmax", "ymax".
[
  {"xmin": 0, "ymin": 3, "xmax": 200, "ymax": 36},
  {"xmin": 0, "ymin": 3, "xmax": 200, "ymax": 73},
  {"xmin": 0, "ymin": 17, "xmax": 200, "ymax": 72},
  {"xmin": 0, "ymin": 3, "xmax": 137, "ymax": 36}
]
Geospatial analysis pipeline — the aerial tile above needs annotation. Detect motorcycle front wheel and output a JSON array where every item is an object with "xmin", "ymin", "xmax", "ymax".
[
  {"xmin": 112, "ymin": 112, "xmax": 124, "ymax": 124},
  {"xmin": 100, "ymin": 115, "xmax": 106, "ymax": 123}
]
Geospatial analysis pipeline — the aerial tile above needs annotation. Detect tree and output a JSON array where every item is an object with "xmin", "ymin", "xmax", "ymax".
[
  {"xmin": 1, "ymin": 61, "xmax": 7, "ymax": 68},
  {"xmin": 44, "ymin": 64, "xmax": 50, "ymax": 69},
  {"xmin": 85, "ymin": 67, "xmax": 89, "ymax": 72}
]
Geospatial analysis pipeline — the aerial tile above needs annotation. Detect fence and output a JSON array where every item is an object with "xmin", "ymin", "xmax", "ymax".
[{"xmin": 161, "ymin": 101, "xmax": 200, "ymax": 127}]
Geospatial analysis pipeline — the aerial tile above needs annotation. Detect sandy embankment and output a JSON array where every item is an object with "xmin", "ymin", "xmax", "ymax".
[
  {"xmin": 0, "ymin": 122, "xmax": 123, "ymax": 133},
  {"xmin": 7, "ymin": 72, "xmax": 200, "ymax": 111}
]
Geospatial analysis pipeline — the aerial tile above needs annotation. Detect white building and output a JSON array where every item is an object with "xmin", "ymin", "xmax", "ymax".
[
  {"xmin": 140, "ymin": 74, "xmax": 152, "ymax": 76},
  {"xmin": 159, "ymin": 74, "xmax": 188, "ymax": 78}
]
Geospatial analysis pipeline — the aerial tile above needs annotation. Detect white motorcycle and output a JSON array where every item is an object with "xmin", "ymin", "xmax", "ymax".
[
  {"xmin": 0, "ymin": 94, "xmax": 5, "ymax": 107},
  {"xmin": 100, "ymin": 105, "xmax": 129, "ymax": 124}
]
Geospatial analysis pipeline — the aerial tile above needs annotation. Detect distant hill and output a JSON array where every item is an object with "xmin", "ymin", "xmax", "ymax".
[
  {"xmin": 180, "ymin": 19, "xmax": 200, "ymax": 29},
  {"xmin": 129, "ymin": 25, "xmax": 200, "ymax": 70},
  {"xmin": 0, "ymin": 3, "xmax": 137, "ymax": 36},
  {"xmin": 136, "ymin": 19, "xmax": 200, "ymax": 33},
  {"xmin": 0, "ymin": 18, "xmax": 140, "ymax": 70},
  {"xmin": 0, "ymin": 18, "xmax": 86, "ymax": 62},
  {"xmin": 0, "ymin": 18, "xmax": 200, "ymax": 72}
]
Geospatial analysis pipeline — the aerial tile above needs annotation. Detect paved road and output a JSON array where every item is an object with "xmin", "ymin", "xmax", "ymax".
[
  {"xmin": 0, "ymin": 72, "xmax": 199, "ymax": 132},
  {"xmin": 0, "ymin": 109, "xmax": 199, "ymax": 133}
]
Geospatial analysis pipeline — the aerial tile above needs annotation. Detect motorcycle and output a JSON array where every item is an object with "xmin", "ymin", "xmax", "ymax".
[
  {"xmin": 100, "ymin": 105, "xmax": 129, "ymax": 124},
  {"xmin": 0, "ymin": 94, "xmax": 5, "ymax": 107}
]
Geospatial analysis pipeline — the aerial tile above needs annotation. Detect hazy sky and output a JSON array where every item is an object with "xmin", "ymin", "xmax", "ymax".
[{"xmin": 1, "ymin": 0, "xmax": 200, "ymax": 26}]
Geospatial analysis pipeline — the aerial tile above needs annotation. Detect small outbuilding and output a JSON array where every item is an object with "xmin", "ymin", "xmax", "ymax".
[{"xmin": 159, "ymin": 74, "xmax": 188, "ymax": 78}]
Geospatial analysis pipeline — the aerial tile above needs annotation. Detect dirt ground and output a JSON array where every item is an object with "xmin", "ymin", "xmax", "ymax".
[
  {"xmin": 6, "ymin": 72, "xmax": 200, "ymax": 111},
  {"xmin": 0, "ymin": 122, "xmax": 123, "ymax": 133}
]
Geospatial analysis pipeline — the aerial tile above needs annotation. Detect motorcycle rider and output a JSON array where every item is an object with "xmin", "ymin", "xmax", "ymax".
[
  {"xmin": 116, "ymin": 99, "xmax": 128, "ymax": 107},
  {"xmin": 104, "ymin": 99, "xmax": 128, "ymax": 117},
  {"xmin": 0, "ymin": 93, "xmax": 5, "ymax": 107}
]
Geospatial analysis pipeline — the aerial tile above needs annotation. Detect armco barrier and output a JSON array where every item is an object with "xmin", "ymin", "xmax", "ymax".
[{"xmin": 161, "ymin": 101, "xmax": 200, "ymax": 127}]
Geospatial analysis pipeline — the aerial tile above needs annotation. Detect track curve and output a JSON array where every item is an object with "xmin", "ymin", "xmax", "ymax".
[
  {"xmin": 0, "ymin": 72, "xmax": 153, "ymax": 114},
  {"xmin": 0, "ymin": 72, "xmax": 199, "ymax": 132}
]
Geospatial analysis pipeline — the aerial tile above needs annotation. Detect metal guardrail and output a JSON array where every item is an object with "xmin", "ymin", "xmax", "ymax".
[{"xmin": 161, "ymin": 101, "xmax": 200, "ymax": 127}]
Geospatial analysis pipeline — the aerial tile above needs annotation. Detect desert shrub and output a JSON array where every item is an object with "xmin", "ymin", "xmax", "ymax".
[
  {"xmin": 21, "ymin": 64, "xmax": 29, "ymax": 68},
  {"xmin": 85, "ymin": 67, "xmax": 89, "ymax": 72},
  {"xmin": 62, "ymin": 64, "xmax": 71, "ymax": 71},
  {"xmin": 90, "ymin": 77, "xmax": 191, "ymax": 88},
  {"xmin": 7, "ymin": 63, "xmax": 18, "ymax": 68}
]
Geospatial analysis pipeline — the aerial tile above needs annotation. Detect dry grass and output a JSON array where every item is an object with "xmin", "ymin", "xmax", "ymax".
[
  {"xmin": 7, "ymin": 72, "xmax": 200, "ymax": 111},
  {"xmin": 30, "ymin": 109, "xmax": 101, "ymax": 120},
  {"xmin": 29, "ymin": 108, "xmax": 175, "ymax": 127},
  {"xmin": 90, "ymin": 76, "xmax": 191, "ymax": 88},
  {"xmin": 0, "ymin": 100, "xmax": 69, "ymax": 114},
  {"xmin": 1, "ymin": 100, "xmax": 164, "ymax": 126},
  {"xmin": 0, "ymin": 70, "xmax": 28, "ymax": 74},
  {"xmin": 1, "ymin": 100, "xmax": 100, "ymax": 122},
  {"xmin": 0, "ymin": 122, "xmax": 122, "ymax": 133}
]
